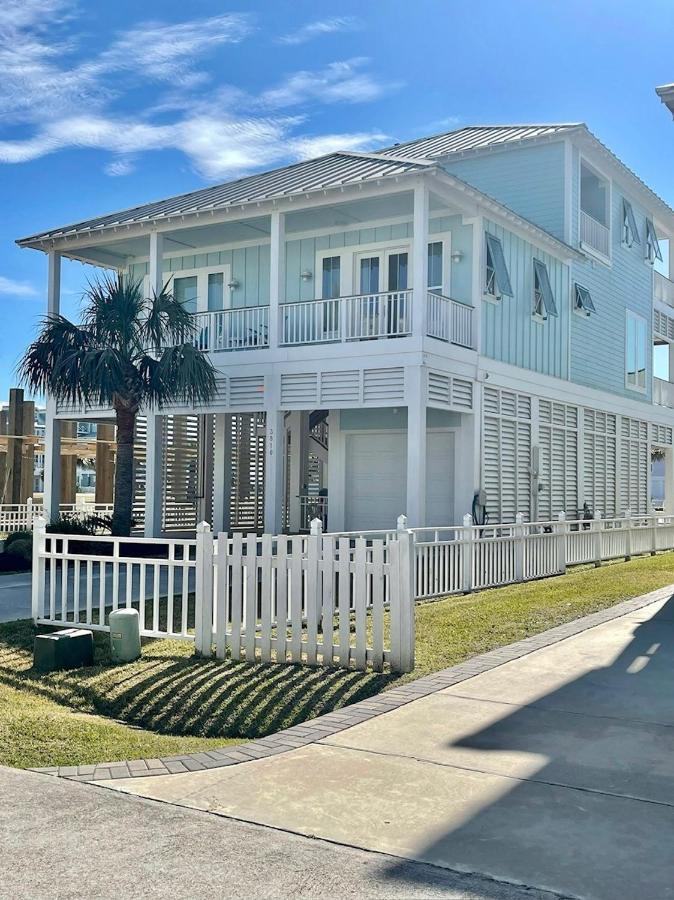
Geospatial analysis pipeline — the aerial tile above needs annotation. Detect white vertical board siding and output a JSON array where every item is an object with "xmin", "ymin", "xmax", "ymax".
[
  {"xmin": 538, "ymin": 401, "xmax": 579, "ymax": 520},
  {"xmin": 582, "ymin": 409, "xmax": 617, "ymax": 517},
  {"xmin": 620, "ymin": 417, "xmax": 649, "ymax": 514},
  {"xmin": 482, "ymin": 387, "xmax": 532, "ymax": 522},
  {"xmin": 481, "ymin": 220, "xmax": 570, "ymax": 379}
]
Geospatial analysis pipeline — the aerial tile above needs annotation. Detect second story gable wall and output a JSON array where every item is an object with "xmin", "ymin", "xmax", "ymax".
[
  {"xmin": 482, "ymin": 220, "xmax": 570, "ymax": 379},
  {"xmin": 569, "ymin": 145, "xmax": 654, "ymax": 402},
  {"xmin": 442, "ymin": 141, "xmax": 566, "ymax": 240}
]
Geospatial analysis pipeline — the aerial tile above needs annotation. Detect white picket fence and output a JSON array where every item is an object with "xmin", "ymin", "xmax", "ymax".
[
  {"xmin": 0, "ymin": 499, "xmax": 114, "ymax": 535},
  {"xmin": 31, "ymin": 518, "xmax": 415, "ymax": 673}
]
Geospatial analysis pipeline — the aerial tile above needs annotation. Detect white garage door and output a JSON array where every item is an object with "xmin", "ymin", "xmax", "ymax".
[
  {"xmin": 426, "ymin": 431, "xmax": 455, "ymax": 526},
  {"xmin": 345, "ymin": 432, "xmax": 406, "ymax": 531}
]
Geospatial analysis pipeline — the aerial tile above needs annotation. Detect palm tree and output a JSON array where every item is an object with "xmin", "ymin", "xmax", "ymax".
[{"xmin": 19, "ymin": 274, "xmax": 217, "ymax": 536}]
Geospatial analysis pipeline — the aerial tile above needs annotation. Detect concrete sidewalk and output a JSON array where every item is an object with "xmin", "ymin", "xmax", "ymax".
[{"xmin": 104, "ymin": 591, "xmax": 674, "ymax": 900}]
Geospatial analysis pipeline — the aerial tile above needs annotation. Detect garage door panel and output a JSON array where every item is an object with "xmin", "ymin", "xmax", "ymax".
[{"xmin": 345, "ymin": 432, "xmax": 406, "ymax": 531}]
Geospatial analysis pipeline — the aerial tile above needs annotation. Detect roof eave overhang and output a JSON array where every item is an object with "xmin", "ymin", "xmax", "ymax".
[{"xmin": 15, "ymin": 166, "xmax": 433, "ymax": 258}]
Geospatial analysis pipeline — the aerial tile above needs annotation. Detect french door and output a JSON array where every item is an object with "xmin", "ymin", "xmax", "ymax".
[{"xmin": 354, "ymin": 249, "xmax": 409, "ymax": 337}]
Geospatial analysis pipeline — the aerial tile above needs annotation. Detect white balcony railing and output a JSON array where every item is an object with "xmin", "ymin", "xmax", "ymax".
[
  {"xmin": 280, "ymin": 290, "xmax": 412, "ymax": 346},
  {"xmin": 299, "ymin": 494, "xmax": 328, "ymax": 531},
  {"xmin": 654, "ymin": 377, "xmax": 674, "ymax": 409},
  {"xmin": 192, "ymin": 306, "xmax": 269, "ymax": 352},
  {"xmin": 426, "ymin": 292, "xmax": 474, "ymax": 348},
  {"xmin": 655, "ymin": 271, "xmax": 674, "ymax": 309},
  {"xmin": 580, "ymin": 210, "xmax": 610, "ymax": 258}
]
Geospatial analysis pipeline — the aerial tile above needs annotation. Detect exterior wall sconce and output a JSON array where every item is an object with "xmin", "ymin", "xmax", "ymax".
[
  {"xmin": 228, "ymin": 278, "xmax": 240, "ymax": 289},
  {"xmin": 301, "ymin": 269, "xmax": 313, "ymax": 281},
  {"xmin": 450, "ymin": 250, "xmax": 464, "ymax": 263}
]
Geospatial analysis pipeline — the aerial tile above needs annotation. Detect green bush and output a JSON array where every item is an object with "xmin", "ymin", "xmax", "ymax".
[
  {"xmin": 46, "ymin": 513, "xmax": 110, "ymax": 535},
  {"xmin": 6, "ymin": 538, "xmax": 32, "ymax": 562},
  {"xmin": 5, "ymin": 530, "xmax": 32, "ymax": 550}
]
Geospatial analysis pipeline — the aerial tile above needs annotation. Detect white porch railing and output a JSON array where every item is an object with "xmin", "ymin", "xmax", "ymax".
[
  {"xmin": 299, "ymin": 495, "xmax": 328, "ymax": 531},
  {"xmin": 580, "ymin": 210, "xmax": 610, "ymax": 258},
  {"xmin": 655, "ymin": 271, "xmax": 674, "ymax": 309},
  {"xmin": 426, "ymin": 292, "xmax": 474, "ymax": 348},
  {"xmin": 280, "ymin": 290, "xmax": 413, "ymax": 345},
  {"xmin": 192, "ymin": 306, "xmax": 269, "ymax": 352},
  {"xmin": 653, "ymin": 377, "xmax": 674, "ymax": 409}
]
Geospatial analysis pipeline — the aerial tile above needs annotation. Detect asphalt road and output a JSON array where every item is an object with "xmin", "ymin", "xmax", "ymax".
[{"xmin": 0, "ymin": 767, "xmax": 559, "ymax": 900}]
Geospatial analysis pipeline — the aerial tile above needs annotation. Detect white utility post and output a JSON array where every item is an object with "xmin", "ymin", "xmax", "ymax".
[
  {"xmin": 269, "ymin": 210, "xmax": 285, "ymax": 349},
  {"xmin": 144, "ymin": 231, "xmax": 165, "ymax": 537},
  {"xmin": 412, "ymin": 181, "xmax": 430, "ymax": 346},
  {"xmin": 43, "ymin": 251, "xmax": 62, "ymax": 522},
  {"xmin": 405, "ymin": 365, "xmax": 426, "ymax": 527}
]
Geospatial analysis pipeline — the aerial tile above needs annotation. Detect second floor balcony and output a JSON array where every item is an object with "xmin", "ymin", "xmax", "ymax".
[{"xmin": 189, "ymin": 289, "xmax": 474, "ymax": 353}]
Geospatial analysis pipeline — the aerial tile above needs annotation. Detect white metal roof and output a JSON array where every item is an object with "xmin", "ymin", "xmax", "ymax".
[{"xmin": 378, "ymin": 124, "xmax": 581, "ymax": 159}]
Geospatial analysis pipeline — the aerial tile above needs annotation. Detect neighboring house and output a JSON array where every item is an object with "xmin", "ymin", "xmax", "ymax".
[
  {"xmin": 16, "ymin": 123, "xmax": 674, "ymax": 535},
  {"xmin": 656, "ymin": 83, "xmax": 674, "ymax": 118}
]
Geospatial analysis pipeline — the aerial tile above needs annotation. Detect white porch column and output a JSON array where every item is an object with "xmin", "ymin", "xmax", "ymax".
[
  {"xmin": 148, "ymin": 231, "xmax": 164, "ymax": 296},
  {"xmin": 269, "ymin": 210, "xmax": 286, "ymax": 349},
  {"xmin": 406, "ymin": 366, "xmax": 427, "ymax": 527},
  {"xmin": 43, "ymin": 251, "xmax": 62, "ymax": 521},
  {"xmin": 412, "ymin": 182, "xmax": 429, "ymax": 344},
  {"xmin": 144, "ymin": 413, "xmax": 163, "ymax": 537},
  {"xmin": 212, "ymin": 413, "xmax": 231, "ymax": 533},
  {"xmin": 264, "ymin": 405, "xmax": 285, "ymax": 534}
]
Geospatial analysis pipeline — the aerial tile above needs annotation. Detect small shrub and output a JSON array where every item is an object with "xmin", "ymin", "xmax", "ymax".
[
  {"xmin": 46, "ymin": 513, "xmax": 110, "ymax": 536},
  {"xmin": 5, "ymin": 530, "xmax": 32, "ymax": 550},
  {"xmin": 6, "ymin": 538, "xmax": 32, "ymax": 562}
]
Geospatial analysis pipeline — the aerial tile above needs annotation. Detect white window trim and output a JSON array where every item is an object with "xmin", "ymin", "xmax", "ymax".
[
  {"xmin": 578, "ymin": 154, "xmax": 612, "ymax": 264},
  {"xmin": 625, "ymin": 309, "xmax": 648, "ymax": 394}
]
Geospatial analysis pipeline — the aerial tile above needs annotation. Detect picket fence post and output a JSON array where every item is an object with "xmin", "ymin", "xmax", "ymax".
[
  {"xmin": 514, "ymin": 512, "xmax": 525, "ymax": 582},
  {"xmin": 624, "ymin": 509, "xmax": 632, "ymax": 561},
  {"xmin": 194, "ymin": 522, "xmax": 214, "ymax": 657},
  {"xmin": 26, "ymin": 497, "xmax": 33, "ymax": 528},
  {"xmin": 556, "ymin": 511, "xmax": 567, "ymax": 574},
  {"xmin": 390, "ymin": 527, "xmax": 415, "ymax": 673},
  {"xmin": 306, "ymin": 519, "xmax": 322, "ymax": 665},
  {"xmin": 593, "ymin": 510, "xmax": 603, "ymax": 567},
  {"xmin": 461, "ymin": 513, "xmax": 473, "ymax": 593},
  {"xmin": 31, "ymin": 515, "xmax": 47, "ymax": 623}
]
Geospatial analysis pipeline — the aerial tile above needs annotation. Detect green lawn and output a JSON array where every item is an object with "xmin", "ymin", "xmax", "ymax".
[{"xmin": 2, "ymin": 551, "xmax": 674, "ymax": 769}]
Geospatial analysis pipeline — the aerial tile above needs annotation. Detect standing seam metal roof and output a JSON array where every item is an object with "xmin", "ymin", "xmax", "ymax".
[{"xmin": 377, "ymin": 124, "xmax": 581, "ymax": 159}]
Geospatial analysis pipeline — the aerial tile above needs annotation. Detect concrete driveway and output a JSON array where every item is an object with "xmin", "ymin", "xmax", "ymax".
[{"xmin": 103, "ymin": 591, "xmax": 674, "ymax": 900}]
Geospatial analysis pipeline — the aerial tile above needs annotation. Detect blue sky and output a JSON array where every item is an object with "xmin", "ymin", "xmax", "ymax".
[{"xmin": 1, "ymin": 0, "xmax": 674, "ymax": 397}]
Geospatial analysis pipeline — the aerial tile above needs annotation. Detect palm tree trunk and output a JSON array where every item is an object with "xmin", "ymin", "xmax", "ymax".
[{"xmin": 112, "ymin": 407, "xmax": 137, "ymax": 537}]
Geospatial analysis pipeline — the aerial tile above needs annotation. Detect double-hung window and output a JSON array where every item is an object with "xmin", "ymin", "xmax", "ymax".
[
  {"xmin": 622, "ymin": 199, "xmax": 640, "ymax": 248},
  {"xmin": 645, "ymin": 218, "xmax": 663, "ymax": 264},
  {"xmin": 625, "ymin": 310, "xmax": 647, "ymax": 392},
  {"xmin": 484, "ymin": 234, "xmax": 513, "ymax": 299},
  {"xmin": 532, "ymin": 259, "xmax": 557, "ymax": 319}
]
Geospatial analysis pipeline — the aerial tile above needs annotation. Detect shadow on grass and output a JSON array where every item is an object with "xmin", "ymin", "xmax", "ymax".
[{"xmin": 0, "ymin": 619, "xmax": 398, "ymax": 742}]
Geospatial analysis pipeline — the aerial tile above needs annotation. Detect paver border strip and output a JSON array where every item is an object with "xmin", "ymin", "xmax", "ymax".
[{"xmin": 32, "ymin": 585, "xmax": 673, "ymax": 783}]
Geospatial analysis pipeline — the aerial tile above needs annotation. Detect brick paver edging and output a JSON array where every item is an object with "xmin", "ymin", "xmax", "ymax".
[{"xmin": 32, "ymin": 585, "xmax": 672, "ymax": 783}]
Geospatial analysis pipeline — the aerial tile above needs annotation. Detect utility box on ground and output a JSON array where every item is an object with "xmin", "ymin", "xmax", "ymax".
[
  {"xmin": 33, "ymin": 629, "xmax": 94, "ymax": 672},
  {"xmin": 109, "ymin": 608, "xmax": 141, "ymax": 663}
]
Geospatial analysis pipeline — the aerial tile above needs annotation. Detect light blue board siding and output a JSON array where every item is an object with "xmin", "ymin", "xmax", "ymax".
[
  {"xmin": 569, "ymin": 146, "xmax": 654, "ymax": 402},
  {"xmin": 482, "ymin": 220, "xmax": 570, "ymax": 379},
  {"xmin": 431, "ymin": 215, "xmax": 473, "ymax": 305},
  {"xmin": 442, "ymin": 142, "xmax": 567, "ymax": 240}
]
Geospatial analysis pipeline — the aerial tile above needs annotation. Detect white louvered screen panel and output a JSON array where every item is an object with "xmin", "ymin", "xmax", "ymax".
[
  {"xmin": 654, "ymin": 308, "xmax": 674, "ymax": 342},
  {"xmin": 652, "ymin": 423, "xmax": 673, "ymax": 445},
  {"xmin": 538, "ymin": 400, "xmax": 578, "ymax": 520},
  {"xmin": 229, "ymin": 413, "xmax": 265, "ymax": 531},
  {"xmin": 451, "ymin": 378, "xmax": 473, "ymax": 410},
  {"xmin": 582, "ymin": 408, "xmax": 617, "ymax": 517},
  {"xmin": 162, "ymin": 414, "xmax": 200, "ymax": 532},
  {"xmin": 132, "ymin": 415, "xmax": 147, "ymax": 532},
  {"xmin": 281, "ymin": 373, "xmax": 319, "ymax": 406},
  {"xmin": 620, "ymin": 417, "xmax": 649, "ymax": 515},
  {"xmin": 482, "ymin": 386, "xmax": 532, "ymax": 522},
  {"xmin": 319, "ymin": 370, "xmax": 360, "ymax": 404},
  {"xmin": 363, "ymin": 367, "xmax": 405, "ymax": 403},
  {"xmin": 427, "ymin": 371, "xmax": 473, "ymax": 411},
  {"xmin": 229, "ymin": 375, "xmax": 265, "ymax": 409}
]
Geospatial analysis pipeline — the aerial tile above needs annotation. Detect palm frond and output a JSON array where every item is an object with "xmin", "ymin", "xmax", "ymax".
[
  {"xmin": 17, "ymin": 315, "xmax": 93, "ymax": 401},
  {"xmin": 82, "ymin": 273, "xmax": 145, "ymax": 354},
  {"xmin": 140, "ymin": 281, "xmax": 197, "ymax": 353},
  {"xmin": 142, "ymin": 343, "xmax": 217, "ymax": 408}
]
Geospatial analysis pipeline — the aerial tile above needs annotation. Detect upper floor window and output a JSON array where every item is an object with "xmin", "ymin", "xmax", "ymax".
[
  {"xmin": 428, "ymin": 241, "xmax": 443, "ymax": 292},
  {"xmin": 207, "ymin": 273, "xmax": 225, "ymax": 311},
  {"xmin": 484, "ymin": 234, "xmax": 513, "ymax": 299},
  {"xmin": 532, "ymin": 259, "xmax": 557, "ymax": 319},
  {"xmin": 321, "ymin": 256, "xmax": 341, "ymax": 299},
  {"xmin": 573, "ymin": 283, "xmax": 596, "ymax": 317},
  {"xmin": 645, "ymin": 218, "xmax": 663, "ymax": 265},
  {"xmin": 622, "ymin": 199, "xmax": 640, "ymax": 248},
  {"xmin": 580, "ymin": 160, "xmax": 610, "ymax": 258},
  {"xmin": 625, "ymin": 310, "xmax": 647, "ymax": 392}
]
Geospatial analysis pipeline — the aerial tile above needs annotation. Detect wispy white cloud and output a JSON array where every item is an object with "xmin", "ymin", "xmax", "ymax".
[
  {"xmin": 0, "ymin": 6, "xmax": 396, "ymax": 181},
  {"xmin": 0, "ymin": 275, "xmax": 38, "ymax": 296},
  {"xmin": 277, "ymin": 16, "xmax": 359, "ymax": 46}
]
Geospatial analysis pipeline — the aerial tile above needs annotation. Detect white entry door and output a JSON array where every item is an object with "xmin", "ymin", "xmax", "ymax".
[
  {"xmin": 425, "ymin": 431, "xmax": 455, "ymax": 526},
  {"xmin": 345, "ymin": 432, "xmax": 406, "ymax": 531}
]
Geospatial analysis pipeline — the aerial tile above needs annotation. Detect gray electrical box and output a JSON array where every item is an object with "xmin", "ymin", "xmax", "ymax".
[{"xmin": 109, "ymin": 608, "xmax": 141, "ymax": 663}]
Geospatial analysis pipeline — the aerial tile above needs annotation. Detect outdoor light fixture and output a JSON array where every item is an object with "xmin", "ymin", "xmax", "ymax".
[
  {"xmin": 227, "ymin": 277, "xmax": 240, "ymax": 289},
  {"xmin": 450, "ymin": 249, "xmax": 464, "ymax": 263},
  {"xmin": 301, "ymin": 269, "xmax": 313, "ymax": 281}
]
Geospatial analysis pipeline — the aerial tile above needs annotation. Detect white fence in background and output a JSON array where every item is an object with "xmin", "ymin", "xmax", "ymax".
[
  {"xmin": 32, "ymin": 518, "xmax": 415, "ymax": 673},
  {"xmin": 1, "ymin": 500, "xmax": 114, "ymax": 535}
]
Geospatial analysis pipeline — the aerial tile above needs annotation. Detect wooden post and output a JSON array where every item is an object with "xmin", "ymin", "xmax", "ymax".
[
  {"xmin": 31, "ymin": 515, "xmax": 47, "ymax": 623},
  {"xmin": 60, "ymin": 421, "xmax": 77, "ymax": 506},
  {"xmin": 194, "ymin": 521, "xmax": 213, "ymax": 657},
  {"xmin": 95, "ymin": 423, "xmax": 115, "ymax": 504}
]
